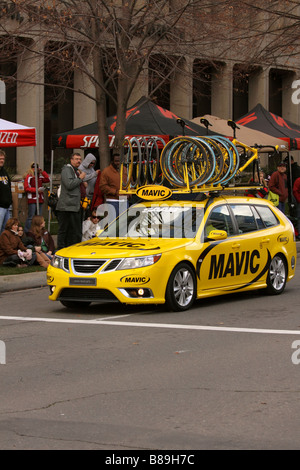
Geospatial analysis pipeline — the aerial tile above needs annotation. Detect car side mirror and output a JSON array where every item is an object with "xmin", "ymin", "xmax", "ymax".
[{"xmin": 205, "ymin": 229, "xmax": 228, "ymax": 242}]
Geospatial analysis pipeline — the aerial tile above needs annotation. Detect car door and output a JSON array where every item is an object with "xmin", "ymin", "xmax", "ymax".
[
  {"xmin": 226, "ymin": 203, "xmax": 271, "ymax": 289},
  {"xmin": 197, "ymin": 203, "xmax": 240, "ymax": 293},
  {"xmin": 197, "ymin": 202, "xmax": 270, "ymax": 293}
]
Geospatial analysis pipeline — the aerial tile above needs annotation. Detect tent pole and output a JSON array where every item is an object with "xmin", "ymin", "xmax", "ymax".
[{"xmin": 34, "ymin": 146, "xmax": 39, "ymax": 216}]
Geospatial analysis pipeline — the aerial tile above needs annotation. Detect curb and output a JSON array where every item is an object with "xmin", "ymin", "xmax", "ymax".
[
  {"xmin": 1, "ymin": 243, "xmax": 300, "ymax": 294},
  {"xmin": 0, "ymin": 271, "xmax": 48, "ymax": 293}
]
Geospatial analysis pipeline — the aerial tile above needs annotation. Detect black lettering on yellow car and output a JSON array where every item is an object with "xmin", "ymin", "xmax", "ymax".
[
  {"xmin": 82, "ymin": 240, "xmax": 146, "ymax": 248},
  {"xmin": 229, "ymin": 250, "xmax": 272, "ymax": 291},
  {"xmin": 209, "ymin": 250, "xmax": 260, "ymax": 279},
  {"xmin": 47, "ymin": 275, "xmax": 54, "ymax": 283},
  {"xmin": 120, "ymin": 275, "xmax": 150, "ymax": 284}
]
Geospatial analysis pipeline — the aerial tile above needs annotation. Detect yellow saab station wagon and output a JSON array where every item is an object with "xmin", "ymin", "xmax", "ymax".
[{"xmin": 47, "ymin": 194, "xmax": 297, "ymax": 311}]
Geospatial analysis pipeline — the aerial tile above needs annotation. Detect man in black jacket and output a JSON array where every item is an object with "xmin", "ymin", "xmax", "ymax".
[{"xmin": 0, "ymin": 150, "xmax": 12, "ymax": 234}]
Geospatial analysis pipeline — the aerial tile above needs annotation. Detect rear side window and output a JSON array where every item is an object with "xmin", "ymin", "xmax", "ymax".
[
  {"xmin": 255, "ymin": 205, "xmax": 279, "ymax": 228},
  {"xmin": 230, "ymin": 204, "xmax": 257, "ymax": 233}
]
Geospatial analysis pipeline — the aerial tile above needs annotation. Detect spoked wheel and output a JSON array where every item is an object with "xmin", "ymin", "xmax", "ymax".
[
  {"xmin": 165, "ymin": 263, "xmax": 196, "ymax": 311},
  {"xmin": 147, "ymin": 137, "xmax": 164, "ymax": 184},
  {"xmin": 266, "ymin": 254, "xmax": 287, "ymax": 295},
  {"xmin": 130, "ymin": 137, "xmax": 142, "ymax": 188},
  {"xmin": 121, "ymin": 138, "xmax": 133, "ymax": 189}
]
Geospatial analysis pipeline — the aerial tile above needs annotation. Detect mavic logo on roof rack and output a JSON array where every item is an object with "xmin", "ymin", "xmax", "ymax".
[{"xmin": 136, "ymin": 185, "xmax": 172, "ymax": 200}]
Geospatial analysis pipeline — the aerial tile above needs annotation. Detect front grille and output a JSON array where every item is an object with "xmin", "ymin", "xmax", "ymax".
[
  {"xmin": 58, "ymin": 288, "xmax": 117, "ymax": 302},
  {"xmin": 63, "ymin": 258, "xmax": 69, "ymax": 271},
  {"xmin": 72, "ymin": 259, "xmax": 106, "ymax": 274},
  {"xmin": 102, "ymin": 259, "xmax": 122, "ymax": 271}
]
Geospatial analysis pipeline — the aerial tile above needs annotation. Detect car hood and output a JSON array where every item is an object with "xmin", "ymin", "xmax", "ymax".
[{"xmin": 56, "ymin": 237, "xmax": 195, "ymax": 259}]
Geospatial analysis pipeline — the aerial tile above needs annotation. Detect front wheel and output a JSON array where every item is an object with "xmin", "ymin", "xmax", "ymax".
[
  {"xmin": 266, "ymin": 254, "xmax": 287, "ymax": 295},
  {"xmin": 165, "ymin": 263, "xmax": 196, "ymax": 311}
]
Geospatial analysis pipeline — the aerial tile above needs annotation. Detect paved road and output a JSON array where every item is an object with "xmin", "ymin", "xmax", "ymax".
[{"xmin": 0, "ymin": 263, "xmax": 300, "ymax": 450}]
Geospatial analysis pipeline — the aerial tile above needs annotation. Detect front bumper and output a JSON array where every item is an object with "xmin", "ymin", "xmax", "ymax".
[{"xmin": 47, "ymin": 261, "xmax": 168, "ymax": 305}]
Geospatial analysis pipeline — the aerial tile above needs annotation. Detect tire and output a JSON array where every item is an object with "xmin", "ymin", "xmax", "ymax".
[
  {"xmin": 165, "ymin": 263, "xmax": 196, "ymax": 311},
  {"xmin": 60, "ymin": 300, "xmax": 91, "ymax": 309},
  {"xmin": 266, "ymin": 254, "xmax": 287, "ymax": 295}
]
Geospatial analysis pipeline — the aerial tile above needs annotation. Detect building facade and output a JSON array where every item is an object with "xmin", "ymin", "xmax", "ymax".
[{"xmin": 1, "ymin": 2, "xmax": 300, "ymax": 175}]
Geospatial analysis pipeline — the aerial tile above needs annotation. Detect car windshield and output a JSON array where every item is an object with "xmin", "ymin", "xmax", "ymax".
[{"xmin": 98, "ymin": 204, "xmax": 204, "ymax": 239}]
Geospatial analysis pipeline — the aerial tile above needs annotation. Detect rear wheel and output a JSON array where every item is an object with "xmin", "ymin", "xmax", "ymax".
[
  {"xmin": 165, "ymin": 263, "xmax": 196, "ymax": 311},
  {"xmin": 266, "ymin": 254, "xmax": 287, "ymax": 295}
]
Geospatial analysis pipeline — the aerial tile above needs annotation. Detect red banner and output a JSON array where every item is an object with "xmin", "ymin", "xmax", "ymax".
[
  {"xmin": 0, "ymin": 128, "xmax": 36, "ymax": 147},
  {"xmin": 63, "ymin": 134, "xmax": 169, "ymax": 149}
]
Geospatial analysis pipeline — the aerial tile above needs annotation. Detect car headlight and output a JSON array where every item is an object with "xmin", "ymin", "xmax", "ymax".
[
  {"xmin": 51, "ymin": 255, "xmax": 69, "ymax": 272},
  {"xmin": 117, "ymin": 254, "xmax": 161, "ymax": 270}
]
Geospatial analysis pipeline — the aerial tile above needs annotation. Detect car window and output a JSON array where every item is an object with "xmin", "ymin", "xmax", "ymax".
[
  {"xmin": 99, "ymin": 204, "xmax": 205, "ymax": 238},
  {"xmin": 251, "ymin": 206, "xmax": 265, "ymax": 230},
  {"xmin": 205, "ymin": 205, "xmax": 234, "ymax": 236},
  {"xmin": 255, "ymin": 205, "xmax": 279, "ymax": 228},
  {"xmin": 230, "ymin": 204, "xmax": 257, "ymax": 233}
]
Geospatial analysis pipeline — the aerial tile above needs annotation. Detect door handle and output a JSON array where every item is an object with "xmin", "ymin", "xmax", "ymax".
[
  {"xmin": 261, "ymin": 238, "xmax": 270, "ymax": 244},
  {"xmin": 231, "ymin": 242, "xmax": 241, "ymax": 249}
]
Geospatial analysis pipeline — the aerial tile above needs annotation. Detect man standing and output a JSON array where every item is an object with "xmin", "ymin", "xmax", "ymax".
[
  {"xmin": 99, "ymin": 153, "xmax": 128, "ymax": 225},
  {"xmin": 56, "ymin": 153, "xmax": 87, "ymax": 250},
  {"xmin": 0, "ymin": 150, "xmax": 12, "ymax": 234},
  {"xmin": 268, "ymin": 161, "xmax": 288, "ymax": 213}
]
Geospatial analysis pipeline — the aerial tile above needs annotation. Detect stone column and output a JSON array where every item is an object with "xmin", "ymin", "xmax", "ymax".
[
  {"xmin": 170, "ymin": 57, "xmax": 193, "ymax": 120},
  {"xmin": 211, "ymin": 63, "xmax": 233, "ymax": 119},
  {"xmin": 73, "ymin": 67, "xmax": 97, "ymax": 129},
  {"xmin": 128, "ymin": 65, "xmax": 149, "ymax": 108},
  {"xmin": 248, "ymin": 67, "xmax": 269, "ymax": 110},
  {"xmin": 16, "ymin": 39, "xmax": 45, "ymax": 175}
]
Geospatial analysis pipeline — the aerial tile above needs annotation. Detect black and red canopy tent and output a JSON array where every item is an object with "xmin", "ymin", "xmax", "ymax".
[
  {"xmin": 52, "ymin": 96, "xmax": 217, "ymax": 149},
  {"xmin": 236, "ymin": 103, "xmax": 300, "ymax": 150}
]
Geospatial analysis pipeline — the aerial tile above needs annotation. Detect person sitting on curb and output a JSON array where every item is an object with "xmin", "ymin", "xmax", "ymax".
[
  {"xmin": 27, "ymin": 215, "xmax": 55, "ymax": 260},
  {"xmin": 0, "ymin": 218, "xmax": 50, "ymax": 268},
  {"xmin": 0, "ymin": 218, "xmax": 36, "ymax": 268}
]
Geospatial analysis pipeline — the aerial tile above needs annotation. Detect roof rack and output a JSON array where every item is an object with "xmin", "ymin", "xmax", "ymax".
[{"xmin": 119, "ymin": 135, "xmax": 278, "ymax": 197}]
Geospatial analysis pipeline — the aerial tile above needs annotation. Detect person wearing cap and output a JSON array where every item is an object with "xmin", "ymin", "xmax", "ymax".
[
  {"xmin": 268, "ymin": 161, "xmax": 288, "ymax": 213},
  {"xmin": 23, "ymin": 162, "xmax": 50, "ymax": 233}
]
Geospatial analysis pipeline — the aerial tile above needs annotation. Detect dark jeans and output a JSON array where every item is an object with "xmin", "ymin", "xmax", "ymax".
[
  {"xmin": 2, "ymin": 253, "xmax": 37, "ymax": 267},
  {"xmin": 57, "ymin": 210, "xmax": 82, "ymax": 250},
  {"xmin": 25, "ymin": 203, "xmax": 43, "ymax": 233}
]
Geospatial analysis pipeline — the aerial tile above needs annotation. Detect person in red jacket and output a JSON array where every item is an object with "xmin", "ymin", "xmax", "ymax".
[
  {"xmin": 24, "ymin": 162, "xmax": 50, "ymax": 233},
  {"xmin": 293, "ymin": 176, "xmax": 300, "ymax": 239},
  {"xmin": 268, "ymin": 162, "xmax": 288, "ymax": 213}
]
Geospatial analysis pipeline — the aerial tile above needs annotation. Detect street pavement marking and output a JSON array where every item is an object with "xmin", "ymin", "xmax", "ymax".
[
  {"xmin": 95, "ymin": 314, "xmax": 133, "ymax": 321},
  {"xmin": 0, "ymin": 315, "xmax": 300, "ymax": 336}
]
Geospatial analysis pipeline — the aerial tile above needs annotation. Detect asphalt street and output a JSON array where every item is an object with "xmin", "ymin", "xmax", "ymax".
[{"xmin": 0, "ymin": 259, "xmax": 300, "ymax": 450}]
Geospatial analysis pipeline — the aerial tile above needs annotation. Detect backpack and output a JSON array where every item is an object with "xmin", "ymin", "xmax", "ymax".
[{"xmin": 48, "ymin": 185, "xmax": 60, "ymax": 211}]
